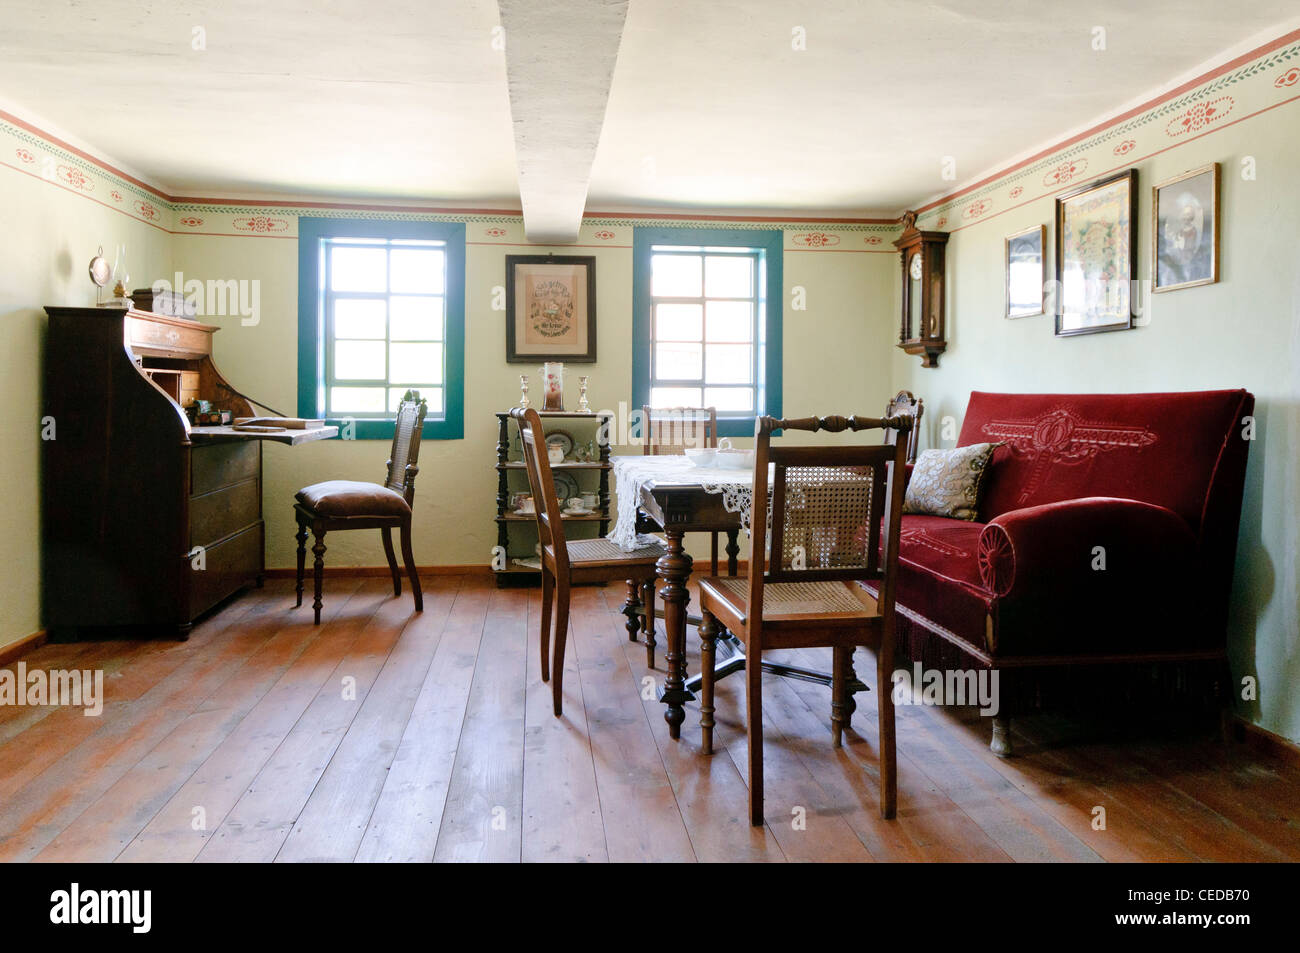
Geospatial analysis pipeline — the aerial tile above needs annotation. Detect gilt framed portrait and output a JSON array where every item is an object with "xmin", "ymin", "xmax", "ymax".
[
  {"xmin": 1153, "ymin": 163, "xmax": 1219, "ymax": 293},
  {"xmin": 1054, "ymin": 169, "xmax": 1137, "ymax": 336},
  {"xmin": 1005, "ymin": 225, "xmax": 1046, "ymax": 318},
  {"xmin": 505, "ymin": 255, "xmax": 597, "ymax": 362}
]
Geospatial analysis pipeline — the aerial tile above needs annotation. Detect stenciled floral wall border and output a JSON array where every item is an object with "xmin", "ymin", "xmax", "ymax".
[
  {"xmin": 914, "ymin": 30, "xmax": 1300, "ymax": 233},
  {"xmin": 0, "ymin": 111, "xmax": 900, "ymax": 256}
]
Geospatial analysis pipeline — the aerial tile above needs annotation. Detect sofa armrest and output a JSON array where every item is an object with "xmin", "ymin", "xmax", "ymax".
[{"xmin": 976, "ymin": 497, "xmax": 1197, "ymax": 600}]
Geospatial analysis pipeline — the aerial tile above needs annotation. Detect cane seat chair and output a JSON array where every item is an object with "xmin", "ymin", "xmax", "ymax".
[
  {"xmin": 631, "ymin": 406, "xmax": 741, "ymax": 666},
  {"xmin": 696, "ymin": 412, "xmax": 912, "ymax": 825},
  {"xmin": 512, "ymin": 408, "xmax": 665, "ymax": 716},
  {"xmin": 294, "ymin": 392, "xmax": 427, "ymax": 624}
]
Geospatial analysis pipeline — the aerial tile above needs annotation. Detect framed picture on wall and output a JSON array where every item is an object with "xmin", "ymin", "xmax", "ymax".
[
  {"xmin": 1153, "ymin": 163, "xmax": 1220, "ymax": 293},
  {"xmin": 1054, "ymin": 169, "xmax": 1137, "ymax": 336},
  {"xmin": 1005, "ymin": 225, "xmax": 1046, "ymax": 318},
  {"xmin": 505, "ymin": 255, "xmax": 597, "ymax": 362}
]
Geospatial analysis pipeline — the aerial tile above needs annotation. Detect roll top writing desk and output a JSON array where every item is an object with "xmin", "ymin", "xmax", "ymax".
[{"xmin": 42, "ymin": 306, "xmax": 336, "ymax": 639}]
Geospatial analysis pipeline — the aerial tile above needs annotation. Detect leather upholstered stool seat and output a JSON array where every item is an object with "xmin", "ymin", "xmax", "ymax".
[{"xmin": 295, "ymin": 481, "xmax": 411, "ymax": 518}]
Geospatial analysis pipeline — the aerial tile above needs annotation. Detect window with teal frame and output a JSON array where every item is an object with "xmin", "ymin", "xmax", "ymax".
[
  {"xmin": 632, "ymin": 226, "xmax": 782, "ymax": 438},
  {"xmin": 298, "ymin": 217, "xmax": 465, "ymax": 440}
]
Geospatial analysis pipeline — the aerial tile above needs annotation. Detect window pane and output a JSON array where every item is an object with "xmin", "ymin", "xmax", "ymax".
[
  {"xmin": 330, "ymin": 386, "xmax": 386, "ymax": 413},
  {"xmin": 390, "ymin": 295, "xmax": 444, "ymax": 340},
  {"xmin": 331, "ymin": 245, "xmax": 387, "ymax": 292},
  {"xmin": 389, "ymin": 386, "xmax": 443, "ymax": 414},
  {"xmin": 651, "ymin": 254, "xmax": 702, "ymax": 297},
  {"xmin": 334, "ymin": 298, "xmax": 386, "ymax": 339},
  {"xmin": 706, "ymin": 301, "xmax": 753, "ymax": 342},
  {"xmin": 705, "ymin": 255, "xmax": 753, "ymax": 297},
  {"xmin": 706, "ymin": 344, "xmax": 753, "ymax": 384},
  {"xmin": 334, "ymin": 340, "xmax": 385, "ymax": 380},
  {"xmin": 389, "ymin": 342, "xmax": 443, "ymax": 385},
  {"xmin": 655, "ymin": 303, "xmax": 703, "ymax": 341},
  {"xmin": 390, "ymin": 247, "xmax": 445, "ymax": 294},
  {"xmin": 705, "ymin": 387, "xmax": 754, "ymax": 412},
  {"xmin": 651, "ymin": 386, "xmax": 702, "ymax": 407},
  {"xmin": 655, "ymin": 342, "xmax": 702, "ymax": 381}
]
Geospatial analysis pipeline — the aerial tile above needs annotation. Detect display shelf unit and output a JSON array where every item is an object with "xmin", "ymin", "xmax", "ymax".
[{"xmin": 494, "ymin": 410, "xmax": 613, "ymax": 587}]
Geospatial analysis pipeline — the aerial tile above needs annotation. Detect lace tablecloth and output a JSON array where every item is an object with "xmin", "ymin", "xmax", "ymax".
[{"xmin": 608, "ymin": 455, "xmax": 768, "ymax": 550}]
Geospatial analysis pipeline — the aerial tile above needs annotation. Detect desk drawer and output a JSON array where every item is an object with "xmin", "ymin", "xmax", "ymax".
[
  {"xmin": 190, "ymin": 477, "xmax": 260, "ymax": 548},
  {"xmin": 191, "ymin": 441, "xmax": 259, "ymax": 495},
  {"xmin": 188, "ymin": 522, "xmax": 262, "ymax": 619}
]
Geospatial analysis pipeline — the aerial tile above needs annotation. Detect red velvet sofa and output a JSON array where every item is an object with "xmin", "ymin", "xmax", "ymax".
[{"xmin": 876, "ymin": 389, "xmax": 1255, "ymax": 754}]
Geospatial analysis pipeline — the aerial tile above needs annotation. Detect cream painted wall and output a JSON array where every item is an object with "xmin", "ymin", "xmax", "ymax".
[
  {"xmin": 170, "ymin": 225, "xmax": 897, "ymax": 574},
  {"xmin": 891, "ymin": 105, "xmax": 1300, "ymax": 743},
  {"xmin": 0, "ymin": 166, "xmax": 171, "ymax": 651}
]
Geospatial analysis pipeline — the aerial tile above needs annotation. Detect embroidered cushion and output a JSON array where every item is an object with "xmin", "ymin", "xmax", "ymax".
[{"xmin": 902, "ymin": 443, "xmax": 1000, "ymax": 521}]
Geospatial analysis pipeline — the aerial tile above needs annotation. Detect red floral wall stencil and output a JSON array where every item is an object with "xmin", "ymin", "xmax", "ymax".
[
  {"xmin": 134, "ymin": 201, "xmax": 160, "ymax": 221},
  {"xmin": 962, "ymin": 201, "xmax": 990, "ymax": 220},
  {"xmin": 592, "ymin": 229, "xmax": 616, "ymax": 240},
  {"xmin": 864, "ymin": 236, "xmax": 882, "ymax": 245},
  {"xmin": 15, "ymin": 148, "xmax": 34, "ymax": 163},
  {"xmin": 1009, "ymin": 186, "xmax": 1023, "ymax": 199},
  {"xmin": 936, "ymin": 216, "xmax": 948, "ymax": 228},
  {"xmin": 1113, "ymin": 139, "xmax": 1136, "ymax": 155},
  {"xmin": 791, "ymin": 232, "xmax": 840, "ymax": 247},
  {"xmin": 110, "ymin": 191, "xmax": 122, "ymax": 203},
  {"xmin": 57, "ymin": 165, "xmax": 94, "ymax": 191},
  {"xmin": 179, "ymin": 217, "xmax": 204, "ymax": 227},
  {"xmin": 1043, "ymin": 158, "xmax": 1087, "ymax": 187},
  {"xmin": 1275, "ymin": 67, "xmax": 1300, "ymax": 88},
  {"xmin": 232, "ymin": 216, "xmax": 289, "ymax": 233},
  {"xmin": 1165, "ymin": 96, "xmax": 1233, "ymax": 136},
  {"xmin": 484, "ymin": 227, "xmax": 507, "ymax": 238}
]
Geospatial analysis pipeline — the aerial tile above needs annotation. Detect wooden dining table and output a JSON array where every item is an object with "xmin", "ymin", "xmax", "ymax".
[{"xmin": 624, "ymin": 461, "xmax": 868, "ymax": 740}]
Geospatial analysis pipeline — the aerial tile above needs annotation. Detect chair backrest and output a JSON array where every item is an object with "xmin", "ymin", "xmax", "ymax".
[
  {"xmin": 385, "ymin": 391, "xmax": 429, "ymax": 505},
  {"xmin": 511, "ymin": 407, "xmax": 570, "ymax": 577},
  {"xmin": 747, "ymin": 414, "xmax": 912, "ymax": 630},
  {"xmin": 884, "ymin": 390, "xmax": 924, "ymax": 463},
  {"xmin": 642, "ymin": 405, "xmax": 718, "ymax": 455}
]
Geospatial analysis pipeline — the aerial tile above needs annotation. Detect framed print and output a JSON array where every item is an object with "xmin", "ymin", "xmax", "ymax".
[
  {"xmin": 1005, "ymin": 225, "xmax": 1046, "ymax": 318},
  {"xmin": 1054, "ymin": 169, "xmax": 1137, "ymax": 336},
  {"xmin": 1152, "ymin": 163, "xmax": 1220, "ymax": 293},
  {"xmin": 505, "ymin": 255, "xmax": 597, "ymax": 362}
]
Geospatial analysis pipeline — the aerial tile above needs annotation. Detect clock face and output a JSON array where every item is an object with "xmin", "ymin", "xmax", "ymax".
[{"xmin": 909, "ymin": 252, "xmax": 924, "ymax": 280}]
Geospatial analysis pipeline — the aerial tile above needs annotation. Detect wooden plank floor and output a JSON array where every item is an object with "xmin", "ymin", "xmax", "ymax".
[{"xmin": 1, "ymin": 574, "xmax": 1297, "ymax": 863}]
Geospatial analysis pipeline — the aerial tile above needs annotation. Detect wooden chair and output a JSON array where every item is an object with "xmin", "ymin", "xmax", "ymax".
[
  {"xmin": 631, "ymin": 405, "xmax": 740, "ymax": 666},
  {"xmin": 641, "ymin": 405, "xmax": 728, "ymax": 572},
  {"xmin": 884, "ymin": 390, "xmax": 924, "ymax": 463},
  {"xmin": 696, "ymin": 413, "xmax": 912, "ymax": 825},
  {"xmin": 512, "ymin": 408, "xmax": 665, "ymax": 716},
  {"xmin": 294, "ymin": 393, "xmax": 427, "ymax": 624}
]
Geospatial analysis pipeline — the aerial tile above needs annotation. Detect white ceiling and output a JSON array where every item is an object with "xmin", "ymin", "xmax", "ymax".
[{"xmin": 0, "ymin": 0, "xmax": 1296, "ymax": 221}]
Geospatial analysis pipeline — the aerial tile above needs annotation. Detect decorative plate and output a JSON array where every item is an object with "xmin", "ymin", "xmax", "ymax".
[
  {"xmin": 552, "ymin": 472, "xmax": 580, "ymax": 505},
  {"xmin": 545, "ymin": 430, "xmax": 574, "ymax": 459}
]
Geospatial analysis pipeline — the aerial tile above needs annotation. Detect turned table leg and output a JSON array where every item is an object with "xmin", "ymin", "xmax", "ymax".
[
  {"xmin": 622, "ymin": 579, "xmax": 642, "ymax": 642},
  {"xmin": 656, "ymin": 527, "xmax": 694, "ymax": 740}
]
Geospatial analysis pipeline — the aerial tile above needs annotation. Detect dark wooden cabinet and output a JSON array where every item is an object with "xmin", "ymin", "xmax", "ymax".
[{"xmin": 41, "ymin": 306, "xmax": 331, "ymax": 638}]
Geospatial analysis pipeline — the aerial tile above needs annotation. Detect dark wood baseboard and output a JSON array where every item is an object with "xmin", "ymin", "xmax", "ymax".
[
  {"xmin": 268, "ymin": 558, "xmax": 749, "ymax": 583},
  {"xmin": 264, "ymin": 564, "xmax": 494, "ymax": 579},
  {"xmin": 0, "ymin": 629, "xmax": 48, "ymax": 667},
  {"xmin": 1229, "ymin": 714, "xmax": 1300, "ymax": 771}
]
